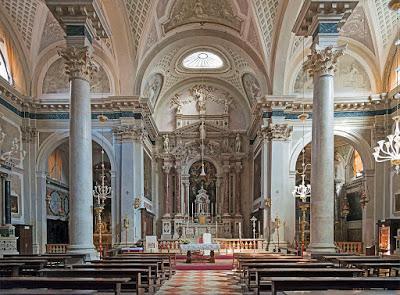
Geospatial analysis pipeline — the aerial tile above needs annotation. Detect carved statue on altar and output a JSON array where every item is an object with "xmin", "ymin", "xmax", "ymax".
[
  {"xmin": 194, "ymin": 186, "xmax": 211, "ymax": 217},
  {"xmin": 199, "ymin": 121, "xmax": 206, "ymax": 141},
  {"xmin": 163, "ymin": 135, "xmax": 170, "ymax": 153},
  {"xmin": 235, "ymin": 133, "xmax": 241, "ymax": 153}
]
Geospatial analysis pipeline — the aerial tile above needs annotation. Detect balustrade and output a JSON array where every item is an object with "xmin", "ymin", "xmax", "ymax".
[
  {"xmin": 46, "ymin": 244, "xmax": 68, "ymax": 254},
  {"xmin": 336, "ymin": 241, "xmax": 363, "ymax": 254}
]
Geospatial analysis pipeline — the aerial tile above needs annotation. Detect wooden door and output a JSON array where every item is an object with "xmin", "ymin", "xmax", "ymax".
[{"xmin": 15, "ymin": 225, "xmax": 33, "ymax": 254}]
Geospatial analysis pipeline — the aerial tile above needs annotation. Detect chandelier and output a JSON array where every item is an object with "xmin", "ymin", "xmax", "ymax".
[{"xmin": 373, "ymin": 2, "xmax": 400, "ymax": 173}]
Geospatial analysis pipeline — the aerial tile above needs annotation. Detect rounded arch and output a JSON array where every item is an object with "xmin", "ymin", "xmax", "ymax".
[
  {"xmin": 289, "ymin": 128, "xmax": 374, "ymax": 172},
  {"xmin": 183, "ymin": 155, "xmax": 221, "ymax": 176},
  {"xmin": 134, "ymin": 28, "xmax": 271, "ymax": 96},
  {"xmin": 36, "ymin": 131, "xmax": 116, "ymax": 173}
]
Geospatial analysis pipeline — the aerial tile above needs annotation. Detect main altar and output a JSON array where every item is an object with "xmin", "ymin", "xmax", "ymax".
[{"xmin": 159, "ymin": 84, "xmax": 245, "ymax": 240}]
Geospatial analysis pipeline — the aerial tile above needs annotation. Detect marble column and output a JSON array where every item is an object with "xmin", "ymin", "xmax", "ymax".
[
  {"xmin": 182, "ymin": 175, "xmax": 190, "ymax": 216},
  {"xmin": 59, "ymin": 46, "xmax": 97, "ymax": 257},
  {"xmin": 4, "ymin": 178, "xmax": 11, "ymax": 225},
  {"xmin": 222, "ymin": 163, "xmax": 230, "ymax": 215},
  {"xmin": 175, "ymin": 165, "xmax": 182, "ymax": 216},
  {"xmin": 234, "ymin": 162, "xmax": 242, "ymax": 216},
  {"xmin": 305, "ymin": 44, "xmax": 345, "ymax": 253},
  {"xmin": 162, "ymin": 161, "xmax": 173, "ymax": 217}
]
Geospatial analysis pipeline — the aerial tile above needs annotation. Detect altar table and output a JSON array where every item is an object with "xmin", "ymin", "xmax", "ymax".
[{"xmin": 180, "ymin": 243, "xmax": 220, "ymax": 263}]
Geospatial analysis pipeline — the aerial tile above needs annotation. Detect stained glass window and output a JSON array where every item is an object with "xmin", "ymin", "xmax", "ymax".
[{"xmin": 353, "ymin": 150, "xmax": 363, "ymax": 177}]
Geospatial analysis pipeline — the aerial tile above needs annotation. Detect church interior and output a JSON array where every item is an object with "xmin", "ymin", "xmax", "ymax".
[{"xmin": 0, "ymin": 0, "xmax": 400, "ymax": 294}]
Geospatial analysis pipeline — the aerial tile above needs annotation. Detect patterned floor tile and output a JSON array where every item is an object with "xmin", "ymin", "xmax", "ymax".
[{"xmin": 156, "ymin": 270, "xmax": 242, "ymax": 295}]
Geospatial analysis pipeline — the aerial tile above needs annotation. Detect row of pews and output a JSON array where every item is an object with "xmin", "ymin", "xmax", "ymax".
[
  {"xmin": 235, "ymin": 253, "xmax": 400, "ymax": 295},
  {"xmin": 0, "ymin": 252, "xmax": 176, "ymax": 294}
]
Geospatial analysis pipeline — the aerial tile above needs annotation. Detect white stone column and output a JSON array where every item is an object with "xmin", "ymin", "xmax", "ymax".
[
  {"xmin": 35, "ymin": 171, "xmax": 47, "ymax": 254},
  {"xmin": 362, "ymin": 170, "xmax": 375, "ymax": 249},
  {"xmin": 235, "ymin": 162, "xmax": 242, "ymax": 216},
  {"xmin": 59, "ymin": 46, "xmax": 98, "ymax": 258},
  {"xmin": 305, "ymin": 45, "xmax": 345, "ymax": 253}
]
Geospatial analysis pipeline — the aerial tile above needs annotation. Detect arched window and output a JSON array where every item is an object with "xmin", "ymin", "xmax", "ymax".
[
  {"xmin": 353, "ymin": 150, "xmax": 363, "ymax": 178},
  {"xmin": 0, "ymin": 39, "xmax": 12, "ymax": 84}
]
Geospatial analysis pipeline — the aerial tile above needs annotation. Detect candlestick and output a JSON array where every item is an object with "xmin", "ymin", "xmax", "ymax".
[{"xmin": 258, "ymin": 221, "xmax": 261, "ymax": 238}]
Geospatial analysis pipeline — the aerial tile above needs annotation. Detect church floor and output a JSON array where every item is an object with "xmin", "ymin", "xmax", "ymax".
[{"xmin": 156, "ymin": 270, "xmax": 243, "ymax": 295}]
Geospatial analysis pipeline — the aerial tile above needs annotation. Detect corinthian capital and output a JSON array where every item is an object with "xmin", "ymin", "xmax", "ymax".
[
  {"xmin": 304, "ymin": 44, "xmax": 346, "ymax": 77},
  {"xmin": 270, "ymin": 123, "xmax": 292, "ymax": 141},
  {"xmin": 58, "ymin": 46, "xmax": 98, "ymax": 81},
  {"xmin": 113, "ymin": 124, "xmax": 147, "ymax": 142}
]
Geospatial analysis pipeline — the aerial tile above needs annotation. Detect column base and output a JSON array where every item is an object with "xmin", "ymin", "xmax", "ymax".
[
  {"xmin": 67, "ymin": 244, "xmax": 99, "ymax": 261},
  {"xmin": 307, "ymin": 242, "xmax": 337, "ymax": 254}
]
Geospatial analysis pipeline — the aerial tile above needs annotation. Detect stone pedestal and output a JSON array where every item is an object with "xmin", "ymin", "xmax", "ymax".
[{"xmin": 0, "ymin": 225, "xmax": 18, "ymax": 257}]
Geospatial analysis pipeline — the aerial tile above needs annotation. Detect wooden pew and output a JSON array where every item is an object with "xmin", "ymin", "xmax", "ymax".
[
  {"xmin": 337, "ymin": 257, "xmax": 400, "ymax": 268},
  {"xmin": 347, "ymin": 262, "xmax": 400, "ymax": 276},
  {"xmin": 0, "ymin": 259, "xmax": 47, "ymax": 275},
  {"xmin": 4, "ymin": 254, "xmax": 86, "ymax": 264},
  {"xmin": 270, "ymin": 277, "xmax": 400, "ymax": 295},
  {"xmin": 1, "ymin": 289, "xmax": 97, "ymax": 294},
  {"xmin": 0, "ymin": 262, "xmax": 24, "ymax": 276},
  {"xmin": 39, "ymin": 267, "xmax": 151, "ymax": 294},
  {"xmin": 250, "ymin": 268, "xmax": 364, "ymax": 294},
  {"xmin": 70, "ymin": 262, "xmax": 163, "ymax": 286},
  {"xmin": 0, "ymin": 277, "xmax": 131, "ymax": 295},
  {"xmin": 237, "ymin": 258, "xmax": 316, "ymax": 271}
]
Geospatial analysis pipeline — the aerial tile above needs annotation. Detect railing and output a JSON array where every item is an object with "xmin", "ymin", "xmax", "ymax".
[
  {"xmin": 158, "ymin": 240, "xmax": 182, "ymax": 253},
  {"xmin": 336, "ymin": 241, "xmax": 363, "ymax": 254},
  {"xmin": 214, "ymin": 238, "xmax": 267, "ymax": 252},
  {"xmin": 46, "ymin": 244, "xmax": 68, "ymax": 254}
]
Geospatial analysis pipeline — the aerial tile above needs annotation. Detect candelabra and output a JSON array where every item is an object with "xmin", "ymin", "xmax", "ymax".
[
  {"xmin": 273, "ymin": 216, "xmax": 281, "ymax": 252},
  {"xmin": 93, "ymin": 167, "xmax": 111, "ymax": 257},
  {"xmin": 298, "ymin": 202, "xmax": 310, "ymax": 251}
]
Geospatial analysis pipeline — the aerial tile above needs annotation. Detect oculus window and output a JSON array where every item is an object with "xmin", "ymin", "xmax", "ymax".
[{"xmin": 182, "ymin": 51, "xmax": 224, "ymax": 69}]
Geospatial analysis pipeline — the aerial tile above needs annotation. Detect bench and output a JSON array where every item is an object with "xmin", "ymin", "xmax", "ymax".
[
  {"xmin": 250, "ymin": 268, "xmax": 364, "ymax": 294},
  {"xmin": 39, "ymin": 267, "xmax": 151, "ymax": 294},
  {"xmin": 0, "ymin": 259, "xmax": 48, "ymax": 275},
  {"xmin": 0, "ymin": 277, "xmax": 131, "ymax": 295},
  {"xmin": 270, "ymin": 277, "xmax": 400, "ymax": 295},
  {"xmin": 0, "ymin": 289, "xmax": 97, "ymax": 294}
]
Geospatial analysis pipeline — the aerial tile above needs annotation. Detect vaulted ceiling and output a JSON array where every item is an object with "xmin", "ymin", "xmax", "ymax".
[{"xmin": 0, "ymin": 0, "xmax": 398, "ymax": 98}]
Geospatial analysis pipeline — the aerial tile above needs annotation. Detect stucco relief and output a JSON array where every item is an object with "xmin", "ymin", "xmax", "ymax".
[
  {"xmin": 242, "ymin": 73, "xmax": 261, "ymax": 102},
  {"xmin": 163, "ymin": 0, "xmax": 242, "ymax": 32},
  {"xmin": 42, "ymin": 58, "xmax": 111, "ymax": 94},
  {"xmin": 340, "ymin": 6, "xmax": 374, "ymax": 54},
  {"xmin": 39, "ymin": 13, "xmax": 65, "ymax": 51},
  {"xmin": 169, "ymin": 84, "xmax": 233, "ymax": 115},
  {"xmin": 143, "ymin": 73, "xmax": 163, "ymax": 103},
  {"xmin": 294, "ymin": 54, "xmax": 371, "ymax": 95}
]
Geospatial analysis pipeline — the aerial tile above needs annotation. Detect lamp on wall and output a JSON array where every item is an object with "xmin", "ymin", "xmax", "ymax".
[{"xmin": 373, "ymin": 2, "xmax": 400, "ymax": 173}]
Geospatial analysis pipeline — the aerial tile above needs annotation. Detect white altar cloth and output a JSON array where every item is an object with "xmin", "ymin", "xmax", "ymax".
[{"xmin": 180, "ymin": 243, "xmax": 220, "ymax": 252}]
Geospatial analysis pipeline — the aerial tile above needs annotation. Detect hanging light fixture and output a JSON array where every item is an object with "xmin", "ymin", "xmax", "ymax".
[
  {"xmin": 293, "ymin": 37, "xmax": 311, "ymax": 202},
  {"xmin": 373, "ymin": 3, "xmax": 400, "ymax": 173}
]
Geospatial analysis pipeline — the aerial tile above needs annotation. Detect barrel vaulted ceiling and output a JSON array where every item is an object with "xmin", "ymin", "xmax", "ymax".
[{"xmin": 0, "ymin": 0, "xmax": 397, "ymax": 97}]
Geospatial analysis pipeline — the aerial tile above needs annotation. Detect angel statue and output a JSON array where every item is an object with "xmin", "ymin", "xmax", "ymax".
[
  {"xmin": 199, "ymin": 121, "xmax": 206, "ymax": 141},
  {"xmin": 235, "ymin": 133, "xmax": 241, "ymax": 153}
]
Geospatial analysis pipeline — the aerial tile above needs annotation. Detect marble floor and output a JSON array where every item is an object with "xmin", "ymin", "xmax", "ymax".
[{"xmin": 156, "ymin": 270, "xmax": 242, "ymax": 295}]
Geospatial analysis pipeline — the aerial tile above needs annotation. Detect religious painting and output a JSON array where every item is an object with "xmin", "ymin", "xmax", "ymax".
[
  {"xmin": 11, "ymin": 194, "xmax": 18, "ymax": 215},
  {"xmin": 144, "ymin": 152, "xmax": 152, "ymax": 200},
  {"xmin": 253, "ymin": 151, "xmax": 261, "ymax": 200},
  {"xmin": 346, "ymin": 192, "xmax": 362, "ymax": 221},
  {"xmin": 48, "ymin": 149, "xmax": 63, "ymax": 181},
  {"xmin": 189, "ymin": 160, "xmax": 217, "ymax": 216},
  {"xmin": 395, "ymin": 193, "xmax": 400, "ymax": 213}
]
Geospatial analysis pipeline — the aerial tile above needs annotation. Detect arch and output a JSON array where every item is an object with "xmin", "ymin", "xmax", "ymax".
[
  {"xmin": 183, "ymin": 155, "xmax": 221, "ymax": 176},
  {"xmin": 289, "ymin": 128, "xmax": 374, "ymax": 172},
  {"xmin": 36, "ymin": 131, "xmax": 117, "ymax": 173},
  {"xmin": 134, "ymin": 28, "xmax": 271, "ymax": 96}
]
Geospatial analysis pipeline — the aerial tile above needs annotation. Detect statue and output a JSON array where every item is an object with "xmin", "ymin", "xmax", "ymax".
[
  {"xmin": 195, "ymin": 88, "xmax": 206, "ymax": 114},
  {"xmin": 199, "ymin": 121, "xmax": 206, "ymax": 141},
  {"xmin": 235, "ymin": 133, "xmax": 241, "ymax": 153},
  {"xmin": 163, "ymin": 135, "xmax": 170, "ymax": 153},
  {"xmin": 224, "ymin": 100, "xmax": 229, "ymax": 114}
]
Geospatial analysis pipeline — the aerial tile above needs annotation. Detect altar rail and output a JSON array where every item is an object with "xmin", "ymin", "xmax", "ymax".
[
  {"xmin": 214, "ymin": 238, "xmax": 267, "ymax": 252},
  {"xmin": 46, "ymin": 244, "xmax": 68, "ymax": 254},
  {"xmin": 159, "ymin": 240, "xmax": 182, "ymax": 253},
  {"xmin": 336, "ymin": 241, "xmax": 363, "ymax": 254}
]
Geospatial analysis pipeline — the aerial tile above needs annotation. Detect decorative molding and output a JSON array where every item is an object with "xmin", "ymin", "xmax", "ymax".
[
  {"xmin": 304, "ymin": 44, "xmax": 346, "ymax": 77},
  {"xmin": 20, "ymin": 126, "xmax": 38, "ymax": 143},
  {"xmin": 113, "ymin": 123, "xmax": 147, "ymax": 142},
  {"xmin": 58, "ymin": 46, "xmax": 98, "ymax": 82}
]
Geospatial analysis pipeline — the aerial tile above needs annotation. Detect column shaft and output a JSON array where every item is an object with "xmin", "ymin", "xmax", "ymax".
[
  {"xmin": 4, "ymin": 179, "xmax": 11, "ymax": 224},
  {"xmin": 68, "ymin": 77, "xmax": 95, "ymax": 254}
]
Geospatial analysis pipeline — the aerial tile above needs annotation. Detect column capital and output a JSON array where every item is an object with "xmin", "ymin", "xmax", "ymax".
[
  {"xmin": 270, "ymin": 123, "xmax": 293, "ymax": 141},
  {"xmin": 113, "ymin": 124, "xmax": 147, "ymax": 142},
  {"xmin": 235, "ymin": 162, "xmax": 242, "ymax": 173},
  {"xmin": 163, "ymin": 162, "xmax": 173, "ymax": 174},
  {"xmin": 21, "ymin": 126, "xmax": 38, "ymax": 143},
  {"xmin": 58, "ymin": 46, "xmax": 98, "ymax": 82},
  {"xmin": 304, "ymin": 44, "xmax": 346, "ymax": 77}
]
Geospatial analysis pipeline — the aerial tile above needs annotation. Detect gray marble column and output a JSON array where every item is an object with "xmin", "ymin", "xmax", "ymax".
[
  {"xmin": 234, "ymin": 162, "xmax": 242, "ymax": 216},
  {"xmin": 59, "ymin": 46, "xmax": 97, "ymax": 258},
  {"xmin": 222, "ymin": 163, "xmax": 230, "ymax": 215},
  {"xmin": 305, "ymin": 45, "xmax": 345, "ymax": 253}
]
